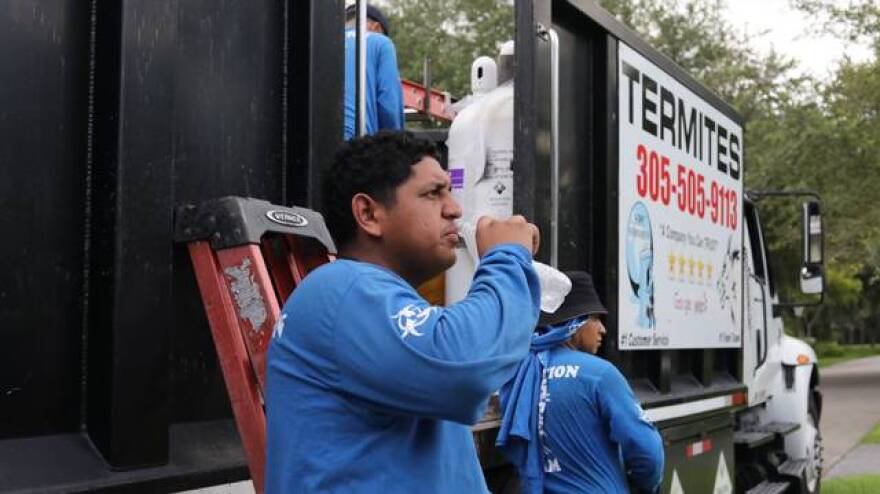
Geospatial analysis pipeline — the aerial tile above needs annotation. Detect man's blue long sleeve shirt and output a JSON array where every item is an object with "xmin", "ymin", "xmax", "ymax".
[
  {"xmin": 540, "ymin": 348, "xmax": 665, "ymax": 493},
  {"xmin": 265, "ymin": 244, "xmax": 540, "ymax": 493},
  {"xmin": 344, "ymin": 27, "xmax": 404, "ymax": 140}
]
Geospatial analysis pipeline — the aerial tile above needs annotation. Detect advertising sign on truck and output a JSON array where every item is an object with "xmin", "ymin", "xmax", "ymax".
[{"xmin": 617, "ymin": 42, "xmax": 744, "ymax": 350}]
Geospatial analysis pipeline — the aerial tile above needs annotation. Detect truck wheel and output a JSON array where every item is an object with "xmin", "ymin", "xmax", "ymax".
[{"xmin": 800, "ymin": 393, "xmax": 822, "ymax": 493}]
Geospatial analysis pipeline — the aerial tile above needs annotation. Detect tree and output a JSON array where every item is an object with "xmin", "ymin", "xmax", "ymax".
[
  {"xmin": 786, "ymin": 0, "xmax": 880, "ymax": 342},
  {"xmin": 384, "ymin": 0, "xmax": 514, "ymax": 98},
  {"xmin": 599, "ymin": 0, "xmax": 801, "ymax": 117},
  {"xmin": 793, "ymin": 0, "xmax": 880, "ymax": 49}
]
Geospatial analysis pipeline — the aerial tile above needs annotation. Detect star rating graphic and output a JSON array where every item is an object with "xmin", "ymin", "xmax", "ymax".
[{"xmin": 667, "ymin": 252, "xmax": 715, "ymax": 284}]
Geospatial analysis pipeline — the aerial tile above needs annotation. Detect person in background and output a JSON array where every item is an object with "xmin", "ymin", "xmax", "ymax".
[
  {"xmin": 343, "ymin": 4, "xmax": 404, "ymax": 140},
  {"xmin": 265, "ymin": 131, "xmax": 542, "ymax": 493},
  {"xmin": 497, "ymin": 271, "xmax": 665, "ymax": 493}
]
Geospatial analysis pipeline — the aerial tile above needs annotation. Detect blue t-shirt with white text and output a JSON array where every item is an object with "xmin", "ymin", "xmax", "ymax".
[
  {"xmin": 540, "ymin": 348, "xmax": 664, "ymax": 493},
  {"xmin": 265, "ymin": 244, "xmax": 540, "ymax": 493}
]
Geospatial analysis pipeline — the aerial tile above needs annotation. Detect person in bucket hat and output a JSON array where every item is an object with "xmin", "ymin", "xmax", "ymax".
[{"xmin": 497, "ymin": 271, "xmax": 665, "ymax": 493}]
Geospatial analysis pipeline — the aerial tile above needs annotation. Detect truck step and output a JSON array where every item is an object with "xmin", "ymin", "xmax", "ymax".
[
  {"xmin": 745, "ymin": 421, "xmax": 800, "ymax": 436},
  {"xmin": 777, "ymin": 458, "xmax": 809, "ymax": 478},
  {"xmin": 734, "ymin": 430, "xmax": 776, "ymax": 449},
  {"xmin": 745, "ymin": 480, "xmax": 790, "ymax": 494}
]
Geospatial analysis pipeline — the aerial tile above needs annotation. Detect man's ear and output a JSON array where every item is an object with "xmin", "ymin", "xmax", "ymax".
[
  {"xmin": 351, "ymin": 192, "xmax": 385, "ymax": 239},
  {"xmin": 367, "ymin": 20, "xmax": 383, "ymax": 34}
]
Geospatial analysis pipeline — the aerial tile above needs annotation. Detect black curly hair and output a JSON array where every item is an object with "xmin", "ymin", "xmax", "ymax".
[{"xmin": 323, "ymin": 131, "xmax": 441, "ymax": 248}]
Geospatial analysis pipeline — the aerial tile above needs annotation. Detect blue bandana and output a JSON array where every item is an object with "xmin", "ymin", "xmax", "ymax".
[{"xmin": 496, "ymin": 316, "xmax": 587, "ymax": 493}]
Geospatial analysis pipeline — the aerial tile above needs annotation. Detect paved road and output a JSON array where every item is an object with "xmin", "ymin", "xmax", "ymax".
[
  {"xmin": 819, "ymin": 355, "xmax": 880, "ymax": 474},
  {"xmin": 826, "ymin": 444, "xmax": 880, "ymax": 478}
]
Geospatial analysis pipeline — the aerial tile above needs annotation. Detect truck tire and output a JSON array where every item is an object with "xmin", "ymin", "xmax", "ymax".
[{"xmin": 800, "ymin": 393, "xmax": 822, "ymax": 494}]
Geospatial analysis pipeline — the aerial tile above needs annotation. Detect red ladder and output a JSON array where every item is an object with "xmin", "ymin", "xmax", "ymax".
[
  {"xmin": 401, "ymin": 78, "xmax": 457, "ymax": 122},
  {"xmin": 175, "ymin": 197, "xmax": 335, "ymax": 493}
]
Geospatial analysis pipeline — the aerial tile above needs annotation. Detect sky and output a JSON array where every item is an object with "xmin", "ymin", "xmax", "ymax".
[{"xmin": 722, "ymin": 0, "xmax": 874, "ymax": 79}]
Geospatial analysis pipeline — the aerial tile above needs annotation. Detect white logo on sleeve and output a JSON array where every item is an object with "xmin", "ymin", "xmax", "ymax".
[
  {"xmin": 272, "ymin": 313, "xmax": 287, "ymax": 339},
  {"xmin": 391, "ymin": 304, "xmax": 437, "ymax": 339}
]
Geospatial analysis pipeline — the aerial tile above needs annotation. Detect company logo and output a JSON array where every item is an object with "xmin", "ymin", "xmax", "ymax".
[
  {"xmin": 391, "ymin": 304, "xmax": 437, "ymax": 339},
  {"xmin": 625, "ymin": 202, "xmax": 655, "ymax": 329},
  {"xmin": 266, "ymin": 210, "xmax": 308, "ymax": 227}
]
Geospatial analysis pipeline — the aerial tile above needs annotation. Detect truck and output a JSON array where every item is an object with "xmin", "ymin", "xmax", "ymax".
[{"xmin": 0, "ymin": 1, "xmax": 824, "ymax": 493}]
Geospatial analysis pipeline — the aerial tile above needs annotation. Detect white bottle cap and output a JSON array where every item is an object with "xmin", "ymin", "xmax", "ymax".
[{"xmin": 471, "ymin": 56, "xmax": 498, "ymax": 95}]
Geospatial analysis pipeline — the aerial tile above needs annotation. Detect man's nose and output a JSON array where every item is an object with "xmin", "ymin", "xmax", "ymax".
[
  {"xmin": 444, "ymin": 195, "xmax": 463, "ymax": 219},
  {"xmin": 599, "ymin": 322, "xmax": 607, "ymax": 334}
]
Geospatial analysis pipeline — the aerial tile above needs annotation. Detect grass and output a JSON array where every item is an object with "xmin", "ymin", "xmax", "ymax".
[
  {"xmin": 861, "ymin": 422, "xmax": 880, "ymax": 444},
  {"xmin": 813, "ymin": 343, "xmax": 880, "ymax": 368},
  {"xmin": 823, "ymin": 475, "xmax": 880, "ymax": 494}
]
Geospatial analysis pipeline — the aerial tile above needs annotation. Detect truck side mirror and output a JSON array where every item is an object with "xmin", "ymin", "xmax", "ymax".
[
  {"xmin": 802, "ymin": 201, "xmax": 823, "ymax": 267},
  {"xmin": 800, "ymin": 201, "xmax": 824, "ymax": 296}
]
